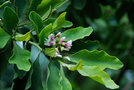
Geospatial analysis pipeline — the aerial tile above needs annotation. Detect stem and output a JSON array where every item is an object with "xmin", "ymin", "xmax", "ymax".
[
  {"xmin": 17, "ymin": 21, "xmax": 31, "ymax": 27},
  {"xmin": 29, "ymin": 41, "xmax": 43, "ymax": 51},
  {"xmin": 12, "ymin": 28, "xmax": 17, "ymax": 40},
  {"xmin": 0, "ymin": 1, "xmax": 10, "ymax": 9},
  {"xmin": 52, "ymin": 0, "xmax": 69, "ymax": 12}
]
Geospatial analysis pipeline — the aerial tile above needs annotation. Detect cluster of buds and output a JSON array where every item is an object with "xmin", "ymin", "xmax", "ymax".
[{"xmin": 44, "ymin": 32, "xmax": 72, "ymax": 57}]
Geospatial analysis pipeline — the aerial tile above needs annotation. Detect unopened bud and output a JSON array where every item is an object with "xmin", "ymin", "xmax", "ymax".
[{"xmin": 59, "ymin": 37, "xmax": 66, "ymax": 44}]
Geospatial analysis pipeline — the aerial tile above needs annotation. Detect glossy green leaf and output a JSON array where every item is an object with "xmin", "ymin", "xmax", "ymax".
[
  {"xmin": 29, "ymin": 11, "xmax": 43, "ymax": 35},
  {"xmin": 25, "ymin": 69, "xmax": 33, "ymax": 90},
  {"xmin": 9, "ymin": 42, "xmax": 31, "ymax": 71},
  {"xmin": 16, "ymin": 31, "xmax": 31, "ymax": 41},
  {"xmin": 47, "ymin": 62, "xmax": 72, "ymax": 90},
  {"xmin": 39, "ymin": 24, "xmax": 52, "ymax": 47},
  {"xmin": 44, "ymin": 48, "xmax": 56, "ymax": 57},
  {"xmin": 44, "ymin": 18, "xmax": 73, "ymax": 28},
  {"xmin": 69, "ymin": 50, "xmax": 123, "ymax": 70},
  {"xmin": 42, "ymin": 5, "xmax": 52, "ymax": 20},
  {"xmin": 30, "ymin": 45, "xmax": 40, "ymax": 63},
  {"xmin": 69, "ymin": 60, "xmax": 82, "ymax": 71},
  {"xmin": 46, "ymin": 62, "xmax": 61, "ymax": 90},
  {"xmin": 60, "ymin": 65, "xmax": 72, "ymax": 90},
  {"xmin": 28, "ymin": 53, "xmax": 43, "ymax": 90},
  {"xmin": 61, "ymin": 26, "xmax": 93, "ymax": 41},
  {"xmin": 0, "ymin": 27, "xmax": 11, "ymax": 48},
  {"xmin": 53, "ymin": 12, "xmax": 67, "ymax": 29},
  {"xmin": 2, "ymin": 6, "xmax": 19, "ymax": 33},
  {"xmin": 37, "ymin": 0, "xmax": 63, "ymax": 14},
  {"xmin": 60, "ymin": 60, "xmax": 82, "ymax": 71},
  {"xmin": 78, "ymin": 66, "xmax": 119, "ymax": 89},
  {"xmin": 70, "ymin": 40, "xmax": 99, "ymax": 53},
  {"xmin": 62, "ymin": 20, "xmax": 73, "ymax": 28}
]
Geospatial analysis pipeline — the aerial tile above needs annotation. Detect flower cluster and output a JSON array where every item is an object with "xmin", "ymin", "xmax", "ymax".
[{"xmin": 44, "ymin": 32, "xmax": 72, "ymax": 57}]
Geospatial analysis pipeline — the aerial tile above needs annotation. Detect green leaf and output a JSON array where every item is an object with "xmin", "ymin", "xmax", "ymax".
[
  {"xmin": 2, "ymin": 6, "xmax": 19, "ymax": 33},
  {"xmin": 16, "ymin": 31, "xmax": 31, "ymax": 41},
  {"xmin": 69, "ymin": 50, "xmax": 123, "ymax": 70},
  {"xmin": 70, "ymin": 40, "xmax": 99, "ymax": 53},
  {"xmin": 61, "ymin": 26, "xmax": 93, "ymax": 41},
  {"xmin": 15, "ymin": 0, "xmax": 27, "ymax": 17},
  {"xmin": 60, "ymin": 60, "xmax": 82, "ymax": 71},
  {"xmin": 29, "ymin": 11, "xmax": 43, "ymax": 35},
  {"xmin": 69, "ymin": 60, "xmax": 82, "ymax": 71},
  {"xmin": 0, "ymin": 27, "xmax": 11, "ymax": 48},
  {"xmin": 0, "ymin": 40, "xmax": 11, "ymax": 76},
  {"xmin": 29, "ymin": 0, "xmax": 42, "ymax": 12},
  {"xmin": 37, "ymin": 0, "xmax": 63, "ymax": 15},
  {"xmin": 41, "ymin": 5, "xmax": 52, "ymax": 20},
  {"xmin": 44, "ymin": 18, "xmax": 73, "ymax": 28},
  {"xmin": 14, "ymin": 66, "xmax": 27, "ymax": 79},
  {"xmin": 9, "ymin": 42, "xmax": 31, "ymax": 71},
  {"xmin": 62, "ymin": 21, "xmax": 73, "ymax": 28},
  {"xmin": 53, "ymin": 12, "xmax": 67, "ymax": 29},
  {"xmin": 44, "ymin": 48, "xmax": 56, "ymax": 57},
  {"xmin": 30, "ymin": 45, "xmax": 40, "ymax": 63},
  {"xmin": 73, "ymin": 0, "xmax": 87, "ymax": 10},
  {"xmin": 28, "ymin": 53, "xmax": 43, "ymax": 90},
  {"xmin": 25, "ymin": 69, "xmax": 33, "ymax": 90},
  {"xmin": 0, "ymin": 1, "xmax": 10, "ymax": 9},
  {"xmin": 60, "ymin": 65, "xmax": 72, "ymax": 90},
  {"xmin": 46, "ymin": 62, "xmax": 61, "ymax": 90},
  {"xmin": 78, "ymin": 66, "xmax": 119, "ymax": 89},
  {"xmin": 12, "ymin": 73, "xmax": 30, "ymax": 90},
  {"xmin": 39, "ymin": 24, "xmax": 53, "ymax": 47}
]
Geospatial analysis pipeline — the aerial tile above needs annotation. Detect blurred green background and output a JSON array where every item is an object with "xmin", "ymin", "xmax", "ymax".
[{"xmin": 0, "ymin": 0, "xmax": 134, "ymax": 90}]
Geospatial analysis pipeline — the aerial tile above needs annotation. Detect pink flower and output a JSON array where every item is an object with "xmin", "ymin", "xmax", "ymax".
[
  {"xmin": 44, "ymin": 33, "xmax": 73, "ymax": 58},
  {"xmin": 45, "ymin": 39, "xmax": 55, "ymax": 46},
  {"xmin": 64, "ymin": 40, "xmax": 72, "ymax": 48},
  {"xmin": 56, "ymin": 32, "xmax": 61, "ymax": 38},
  {"xmin": 59, "ymin": 37, "xmax": 66, "ymax": 44},
  {"xmin": 48, "ymin": 33, "xmax": 55, "ymax": 40},
  {"xmin": 49, "ymin": 41, "xmax": 55, "ymax": 46}
]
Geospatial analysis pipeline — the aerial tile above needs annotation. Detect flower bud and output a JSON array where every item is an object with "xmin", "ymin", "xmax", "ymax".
[
  {"xmin": 59, "ymin": 37, "xmax": 66, "ymax": 44},
  {"xmin": 55, "ymin": 52, "xmax": 62, "ymax": 57},
  {"xmin": 48, "ymin": 33, "xmax": 55, "ymax": 41},
  {"xmin": 54, "ymin": 48, "xmax": 62, "ymax": 57},
  {"xmin": 56, "ymin": 32, "xmax": 61, "ymax": 38},
  {"xmin": 49, "ymin": 41, "xmax": 55, "ymax": 46}
]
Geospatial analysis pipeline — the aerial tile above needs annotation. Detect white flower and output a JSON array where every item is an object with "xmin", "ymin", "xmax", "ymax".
[
  {"xmin": 59, "ymin": 37, "xmax": 66, "ymax": 44},
  {"xmin": 48, "ymin": 33, "xmax": 55, "ymax": 41},
  {"xmin": 65, "ymin": 40, "xmax": 72, "ymax": 48},
  {"xmin": 54, "ymin": 48, "xmax": 62, "ymax": 57},
  {"xmin": 44, "ymin": 40, "xmax": 55, "ymax": 46},
  {"xmin": 55, "ymin": 52, "xmax": 62, "ymax": 57},
  {"xmin": 61, "ymin": 40, "xmax": 72, "ymax": 51}
]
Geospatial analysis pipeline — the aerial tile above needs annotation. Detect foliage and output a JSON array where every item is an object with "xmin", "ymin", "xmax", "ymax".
[
  {"xmin": 63, "ymin": 0, "xmax": 134, "ymax": 89},
  {"xmin": 0, "ymin": 0, "xmax": 124, "ymax": 90}
]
